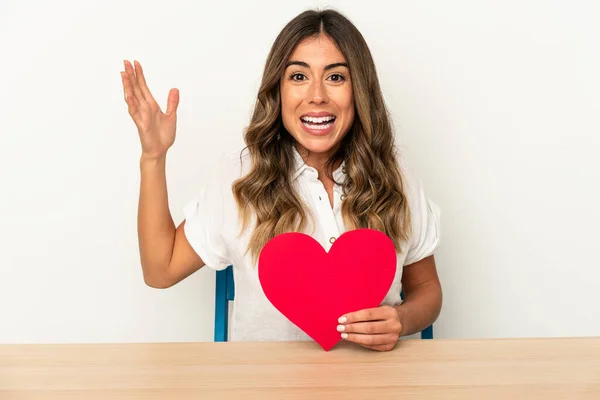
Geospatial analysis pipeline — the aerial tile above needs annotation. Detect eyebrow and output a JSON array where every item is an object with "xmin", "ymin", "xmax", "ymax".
[{"xmin": 285, "ymin": 61, "xmax": 348, "ymax": 71}]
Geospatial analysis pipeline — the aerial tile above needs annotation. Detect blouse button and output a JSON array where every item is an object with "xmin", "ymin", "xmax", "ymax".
[
  {"xmin": 340, "ymin": 194, "xmax": 346, "ymax": 201},
  {"xmin": 329, "ymin": 236, "xmax": 336, "ymax": 244}
]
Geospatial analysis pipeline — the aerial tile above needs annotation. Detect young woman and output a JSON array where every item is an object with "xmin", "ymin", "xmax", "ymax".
[{"xmin": 121, "ymin": 9, "xmax": 442, "ymax": 352}]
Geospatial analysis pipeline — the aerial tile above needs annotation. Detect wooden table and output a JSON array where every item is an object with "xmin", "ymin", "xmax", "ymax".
[{"xmin": 1, "ymin": 337, "xmax": 599, "ymax": 399}]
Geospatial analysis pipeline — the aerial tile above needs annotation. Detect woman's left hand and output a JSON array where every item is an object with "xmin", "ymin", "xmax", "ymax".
[{"xmin": 337, "ymin": 305, "xmax": 403, "ymax": 351}]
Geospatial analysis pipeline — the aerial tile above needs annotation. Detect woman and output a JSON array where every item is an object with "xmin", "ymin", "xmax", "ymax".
[{"xmin": 121, "ymin": 9, "xmax": 442, "ymax": 352}]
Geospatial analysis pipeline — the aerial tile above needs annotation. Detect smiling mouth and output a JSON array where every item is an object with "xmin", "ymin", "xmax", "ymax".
[{"xmin": 300, "ymin": 115, "xmax": 336, "ymax": 130}]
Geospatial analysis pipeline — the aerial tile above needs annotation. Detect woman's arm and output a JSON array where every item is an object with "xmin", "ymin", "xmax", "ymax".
[
  {"xmin": 138, "ymin": 156, "xmax": 206, "ymax": 289},
  {"xmin": 395, "ymin": 255, "xmax": 443, "ymax": 337},
  {"xmin": 338, "ymin": 255, "xmax": 442, "ymax": 351}
]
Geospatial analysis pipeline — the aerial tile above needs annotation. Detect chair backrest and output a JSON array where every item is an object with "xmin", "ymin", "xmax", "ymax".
[
  {"xmin": 214, "ymin": 265, "xmax": 433, "ymax": 341},
  {"xmin": 214, "ymin": 265, "xmax": 234, "ymax": 342}
]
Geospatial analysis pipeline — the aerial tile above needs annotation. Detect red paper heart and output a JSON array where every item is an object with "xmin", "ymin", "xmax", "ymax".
[{"xmin": 258, "ymin": 228, "xmax": 396, "ymax": 351}]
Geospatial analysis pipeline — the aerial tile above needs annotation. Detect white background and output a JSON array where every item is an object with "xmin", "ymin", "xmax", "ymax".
[{"xmin": 1, "ymin": 0, "xmax": 599, "ymax": 343}]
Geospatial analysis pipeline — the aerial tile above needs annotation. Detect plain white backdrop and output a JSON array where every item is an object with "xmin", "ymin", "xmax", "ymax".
[{"xmin": 1, "ymin": 0, "xmax": 599, "ymax": 344}]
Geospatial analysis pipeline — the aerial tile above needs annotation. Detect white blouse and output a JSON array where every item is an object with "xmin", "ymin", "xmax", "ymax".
[{"xmin": 183, "ymin": 146, "xmax": 441, "ymax": 342}]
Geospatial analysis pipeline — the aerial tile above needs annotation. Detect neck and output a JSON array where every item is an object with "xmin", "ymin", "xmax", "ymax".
[{"xmin": 295, "ymin": 143, "xmax": 342, "ymax": 178}]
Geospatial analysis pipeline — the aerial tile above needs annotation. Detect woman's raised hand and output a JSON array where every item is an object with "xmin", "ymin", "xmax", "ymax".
[{"xmin": 121, "ymin": 60, "xmax": 179, "ymax": 160}]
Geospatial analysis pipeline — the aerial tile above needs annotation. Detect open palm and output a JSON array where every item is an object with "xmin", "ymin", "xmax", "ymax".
[{"xmin": 121, "ymin": 60, "xmax": 179, "ymax": 159}]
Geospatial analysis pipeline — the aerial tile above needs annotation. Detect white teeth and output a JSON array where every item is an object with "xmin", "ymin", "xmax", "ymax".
[
  {"xmin": 301, "ymin": 115, "xmax": 335, "ymax": 123},
  {"xmin": 302, "ymin": 121, "xmax": 333, "ymax": 130}
]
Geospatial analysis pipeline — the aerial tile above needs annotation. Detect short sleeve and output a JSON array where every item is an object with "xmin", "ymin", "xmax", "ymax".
[
  {"xmin": 183, "ymin": 177, "xmax": 231, "ymax": 271},
  {"xmin": 400, "ymin": 160, "xmax": 442, "ymax": 266}
]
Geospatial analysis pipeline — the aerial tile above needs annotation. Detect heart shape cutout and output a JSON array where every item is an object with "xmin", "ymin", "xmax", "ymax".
[{"xmin": 258, "ymin": 228, "xmax": 396, "ymax": 351}]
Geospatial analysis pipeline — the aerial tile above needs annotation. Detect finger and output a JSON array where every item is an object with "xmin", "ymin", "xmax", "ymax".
[
  {"xmin": 340, "ymin": 307, "xmax": 386, "ymax": 324},
  {"xmin": 124, "ymin": 60, "xmax": 146, "ymax": 103},
  {"xmin": 121, "ymin": 71, "xmax": 139, "ymax": 112},
  {"xmin": 133, "ymin": 61, "xmax": 156, "ymax": 105},
  {"xmin": 165, "ymin": 88, "xmax": 180, "ymax": 117},
  {"xmin": 364, "ymin": 343, "xmax": 397, "ymax": 352},
  {"xmin": 342, "ymin": 333, "xmax": 398, "ymax": 347},
  {"xmin": 338, "ymin": 320, "xmax": 393, "ymax": 335}
]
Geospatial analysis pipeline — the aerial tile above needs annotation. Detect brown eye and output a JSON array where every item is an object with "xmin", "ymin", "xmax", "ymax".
[
  {"xmin": 290, "ymin": 73, "xmax": 306, "ymax": 81},
  {"xmin": 328, "ymin": 73, "xmax": 345, "ymax": 82}
]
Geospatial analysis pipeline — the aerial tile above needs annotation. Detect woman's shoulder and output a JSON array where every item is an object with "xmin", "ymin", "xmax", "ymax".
[
  {"xmin": 190, "ymin": 147, "xmax": 253, "ymax": 192},
  {"xmin": 183, "ymin": 148, "xmax": 251, "ymax": 226},
  {"xmin": 209, "ymin": 147, "xmax": 253, "ymax": 182},
  {"xmin": 393, "ymin": 146, "xmax": 425, "ymax": 199},
  {"xmin": 392, "ymin": 146, "xmax": 442, "ymax": 263}
]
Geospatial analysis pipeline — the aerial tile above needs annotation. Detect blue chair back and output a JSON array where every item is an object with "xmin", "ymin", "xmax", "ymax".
[
  {"xmin": 214, "ymin": 265, "xmax": 235, "ymax": 342},
  {"xmin": 214, "ymin": 265, "xmax": 433, "ymax": 341}
]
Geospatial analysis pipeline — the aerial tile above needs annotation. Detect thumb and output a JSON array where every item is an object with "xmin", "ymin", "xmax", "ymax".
[{"xmin": 165, "ymin": 88, "xmax": 179, "ymax": 117}]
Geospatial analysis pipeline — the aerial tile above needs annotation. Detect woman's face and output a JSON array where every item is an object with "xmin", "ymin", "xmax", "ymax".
[{"xmin": 280, "ymin": 35, "xmax": 355, "ymax": 159}]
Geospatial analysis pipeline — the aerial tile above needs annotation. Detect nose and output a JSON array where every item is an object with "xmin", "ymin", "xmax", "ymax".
[{"xmin": 308, "ymin": 80, "xmax": 328, "ymax": 104}]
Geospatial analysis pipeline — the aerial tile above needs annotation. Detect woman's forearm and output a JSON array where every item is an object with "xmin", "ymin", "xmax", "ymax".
[
  {"xmin": 394, "ymin": 281, "xmax": 442, "ymax": 337},
  {"xmin": 138, "ymin": 155, "xmax": 176, "ymax": 286}
]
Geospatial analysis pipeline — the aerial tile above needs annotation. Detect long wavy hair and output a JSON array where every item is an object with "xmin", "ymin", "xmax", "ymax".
[{"xmin": 232, "ymin": 8, "xmax": 411, "ymax": 264}]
